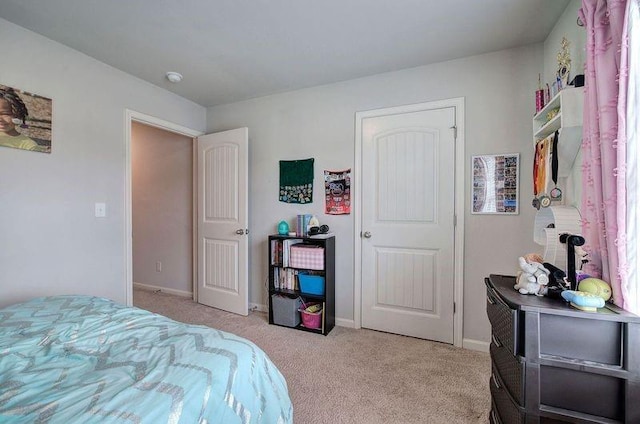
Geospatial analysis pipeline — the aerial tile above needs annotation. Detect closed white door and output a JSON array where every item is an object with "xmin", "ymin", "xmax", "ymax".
[
  {"xmin": 196, "ymin": 128, "xmax": 249, "ymax": 316},
  {"xmin": 360, "ymin": 105, "xmax": 456, "ymax": 343}
]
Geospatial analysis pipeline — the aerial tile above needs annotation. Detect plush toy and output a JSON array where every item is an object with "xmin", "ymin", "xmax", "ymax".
[
  {"xmin": 523, "ymin": 253, "xmax": 544, "ymax": 264},
  {"xmin": 578, "ymin": 278, "xmax": 612, "ymax": 301},
  {"xmin": 514, "ymin": 255, "xmax": 551, "ymax": 295}
]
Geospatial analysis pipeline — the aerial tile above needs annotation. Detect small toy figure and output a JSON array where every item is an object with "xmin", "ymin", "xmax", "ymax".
[{"xmin": 514, "ymin": 255, "xmax": 551, "ymax": 295}]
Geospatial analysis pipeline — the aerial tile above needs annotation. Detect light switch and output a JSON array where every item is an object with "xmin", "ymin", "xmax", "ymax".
[{"xmin": 95, "ymin": 203, "xmax": 106, "ymax": 218}]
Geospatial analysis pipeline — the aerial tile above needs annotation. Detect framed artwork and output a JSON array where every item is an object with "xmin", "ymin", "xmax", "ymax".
[
  {"xmin": 471, "ymin": 153, "xmax": 519, "ymax": 215},
  {"xmin": 0, "ymin": 84, "xmax": 52, "ymax": 153}
]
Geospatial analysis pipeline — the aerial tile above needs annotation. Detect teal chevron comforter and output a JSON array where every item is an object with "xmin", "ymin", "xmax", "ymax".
[{"xmin": 0, "ymin": 296, "xmax": 293, "ymax": 424}]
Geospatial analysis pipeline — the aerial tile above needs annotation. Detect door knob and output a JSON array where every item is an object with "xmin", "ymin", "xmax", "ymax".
[
  {"xmin": 235, "ymin": 229, "xmax": 245, "ymax": 235},
  {"xmin": 363, "ymin": 231, "xmax": 372, "ymax": 238}
]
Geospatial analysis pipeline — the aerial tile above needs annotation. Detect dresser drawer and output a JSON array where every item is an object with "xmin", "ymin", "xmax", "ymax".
[
  {"xmin": 486, "ymin": 286, "xmax": 521, "ymax": 356},
  {"xmin": 490, "ymin": 366, "xmax": 525, "ymax": 424},
  {"xmin": 489, "ymin": 401, "xmax": 502, "ymax": 424},
  {"xmin": 490, "ymin": 337, "xmax": 525, "ymax": 405}
]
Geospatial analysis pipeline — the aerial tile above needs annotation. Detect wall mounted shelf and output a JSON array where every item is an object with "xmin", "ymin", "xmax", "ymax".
[{"xmin": 533, "ymin": 87, "xmax": 584, "ymax": 178}]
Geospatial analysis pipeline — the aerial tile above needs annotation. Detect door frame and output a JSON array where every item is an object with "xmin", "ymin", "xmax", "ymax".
[
  {"xmin": 124, "ymin": 109, "xmax": 203, "ymax": 306},
  {"xmin": 353, "ymin": 98, "xmax": 465, "ymax": 347}
]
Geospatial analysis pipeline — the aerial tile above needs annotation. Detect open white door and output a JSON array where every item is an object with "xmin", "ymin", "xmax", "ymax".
[{"xmin": 196, "ymin": 127, "xmax": 249, "ymax": 316}]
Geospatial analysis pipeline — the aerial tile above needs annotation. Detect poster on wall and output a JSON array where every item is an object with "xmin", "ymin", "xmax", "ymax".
[
  {"xmin": 279, "ymin": 158, "xmax": 314, "ymax": 204},
  {"xmin": 324, "ymin": 169, "xmax": 351, "ymax": 215},
  {"xmin": 471, "ymin": 153, "xmax": 519, "ymax": 214},
  {"xmin": 0, "ymin": 84, "xmax": 52, "ymax": 153}
]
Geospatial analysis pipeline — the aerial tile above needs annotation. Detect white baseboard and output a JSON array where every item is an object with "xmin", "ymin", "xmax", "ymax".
[
  {"xmin": 335, "ymin": 317, "xmax": 355, "ymax": 328},
  {"xmin": 462, "ymin": 338, "xmax": 490, "ymax": 352},
  {"xmin": 133, "ymin": 282, "xmax": 192, "ymax": 298}
]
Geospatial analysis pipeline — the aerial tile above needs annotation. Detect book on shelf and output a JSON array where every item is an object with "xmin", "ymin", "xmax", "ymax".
[
  {"xmin": 273, "ymin": 267, "xmax": 300, "ymax": 290},
  {"xmin": 281, "ymin": 238, "xmax": 303, "ymax": 267},
  {"xmin": 273, "ymin": 267, "xmax": 279, "ymax": 289},
  {"xmin": 271, "ymin": 237, "xmax": 305, "ymax": 266},
  {"xmin": 296, "ymin": 214, "xmax": 313, "ymax": 237},
  {"xmin": 270, "ymin": 239, "xmax": 284, "ymax": 265}
]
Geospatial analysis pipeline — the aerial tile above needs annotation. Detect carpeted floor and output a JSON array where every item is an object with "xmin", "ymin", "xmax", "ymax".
[{"xmin": 133, "ymin": 288, "xmax": 491, "ymax": 424}]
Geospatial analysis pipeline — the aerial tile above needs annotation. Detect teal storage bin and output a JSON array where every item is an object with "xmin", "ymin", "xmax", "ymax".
[{"xmin": 298, "ymin": 273, "xmax": 325, "ymax": 295}]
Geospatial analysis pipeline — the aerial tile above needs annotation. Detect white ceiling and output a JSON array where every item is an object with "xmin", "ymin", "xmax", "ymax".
[{"xmin": 0, "ymin": 0, "xmax": 570, "ymax": 107}]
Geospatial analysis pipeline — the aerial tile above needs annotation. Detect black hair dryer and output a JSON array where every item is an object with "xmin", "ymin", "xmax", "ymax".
[
  {"xmin": 543, "ymin": 262, "xmax": 568, "ymax": 299},
  {"xmin": 559, "ymin": 233, "xmax": 585, "ymax": 291}
]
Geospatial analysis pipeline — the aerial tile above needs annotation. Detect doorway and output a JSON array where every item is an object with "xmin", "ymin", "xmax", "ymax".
[
  {"xmin": 354, "ymin": 99, "xmax": 465, "ymax": 347},
  {"xmin": 131, "ymin": 122, "xmax": 194, "ymax": 298},
  {"xmin": 125, "ymin": 110, "xmax": 202, "ymax": 306}
]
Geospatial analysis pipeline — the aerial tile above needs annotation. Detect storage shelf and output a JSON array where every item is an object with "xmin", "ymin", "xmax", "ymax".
[
  {"xmin": 271, "ymin": 265, "xmax": 325, "ymax": 272},
  {"xmin": 268, "ymin": 234, "xmax": 335, "ymax": 336},
  {"xmin": 532, "ymin": 87, "xmax": 584, "ymax": 182},
  {"xmin": 534, "ymin": 88, "xmax": 562, "ymax": 121},
  {"xmin": 534, "ymin": 113, "xmax": 561, "ymax": 139},
  {"xmin": 270, "ymin": 288, "xmax": 325, "ymax": 300}
]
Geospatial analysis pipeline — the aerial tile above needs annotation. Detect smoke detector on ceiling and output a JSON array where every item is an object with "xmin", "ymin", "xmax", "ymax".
[{"xmin": 166, "ymin": 71, "xmax": 183, "ymax": 83}]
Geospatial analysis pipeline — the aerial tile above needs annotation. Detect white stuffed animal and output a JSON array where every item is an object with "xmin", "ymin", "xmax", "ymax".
[{"xmin": 514, "ymin": 256, "xmax": 551, "ymax": 295}]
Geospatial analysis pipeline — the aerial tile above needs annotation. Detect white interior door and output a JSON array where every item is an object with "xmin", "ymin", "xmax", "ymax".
[
  {"xmin": 360, "ymin": 105, "xmax": 456, "ymax": 343},
  {"xmin": 196, "ymin": 127, "xmax": 249, "ymax": 316}
]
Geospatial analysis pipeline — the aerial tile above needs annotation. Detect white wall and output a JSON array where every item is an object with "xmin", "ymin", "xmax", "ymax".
[
  {"xmin": 0, "ymin": 19, "xmax": 206, "ymax": 307},
  {"xmin": 207, "ymin": 44, "xmax": 543, "ymax": 344},
  {"xmin": 132, "ymin": 122, "xmax": 193, "ymax": 295},
  {"xmin": 544, "ymin": 0, "xmax": 586, "ymax": 95}
]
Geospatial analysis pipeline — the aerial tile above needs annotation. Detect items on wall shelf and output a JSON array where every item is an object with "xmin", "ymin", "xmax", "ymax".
[
  {"xmin": 531, "ymin": 86, "xmax": 584, "ymax": 211},
  {"xmin": 533, "ymin": 205, "xmax": 581, "ymax": 273},
  {"xmin": 532, "ymin": 87, "xmax": 583, "ymax": 179}
]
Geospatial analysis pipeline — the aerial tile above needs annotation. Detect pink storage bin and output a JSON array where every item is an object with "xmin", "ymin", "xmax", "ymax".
[
  {"xmin": 290, "ymin": 244, "xmax": 324, "ymax": 270},
  {"xmin": 299, "ymin": 303, "xmax": 323, "ymax": 329}
]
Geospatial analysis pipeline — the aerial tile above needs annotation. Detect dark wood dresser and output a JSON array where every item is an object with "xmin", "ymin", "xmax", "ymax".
[{"xmin": 485, "ymin": 274, "xmax": 640, "ymax": 423}]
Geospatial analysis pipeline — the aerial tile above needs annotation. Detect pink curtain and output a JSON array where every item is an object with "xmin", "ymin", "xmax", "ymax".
[{"xmin": 579, "ymin": 0, "xmax": 628, "ymax": 307}]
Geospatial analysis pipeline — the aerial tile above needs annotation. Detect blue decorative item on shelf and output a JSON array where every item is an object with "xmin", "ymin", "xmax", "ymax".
[
  {"xmin": 561, "ymin": 290, "xmax": 605, "ymax": 312},
  {"xmin": 277, "ymin": 220, "xmax": 289, "ymax": 235}
]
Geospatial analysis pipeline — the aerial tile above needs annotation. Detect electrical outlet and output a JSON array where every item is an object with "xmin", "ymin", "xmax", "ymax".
[
  {"xmin": 95, "ymin": 203, "xmax": 106, "ymax": 218},
  {"xmin": 156, "ymin": 261, "xmax": 162, "ymax": 272}
]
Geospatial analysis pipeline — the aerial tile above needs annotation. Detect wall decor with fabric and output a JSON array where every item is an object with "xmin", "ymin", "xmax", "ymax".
[
  {"xmin": 279, "ymin": 158, "xmax": 314, "ymax": 204},
  {"xmin": 324, "ymin": 169, "xmax": 351, "ymax": 215}
]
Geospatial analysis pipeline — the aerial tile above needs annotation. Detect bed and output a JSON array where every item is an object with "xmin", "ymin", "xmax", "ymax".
[{"xmin": 0, "ymin": 295, "xmax": 293, "ymax": 423}]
